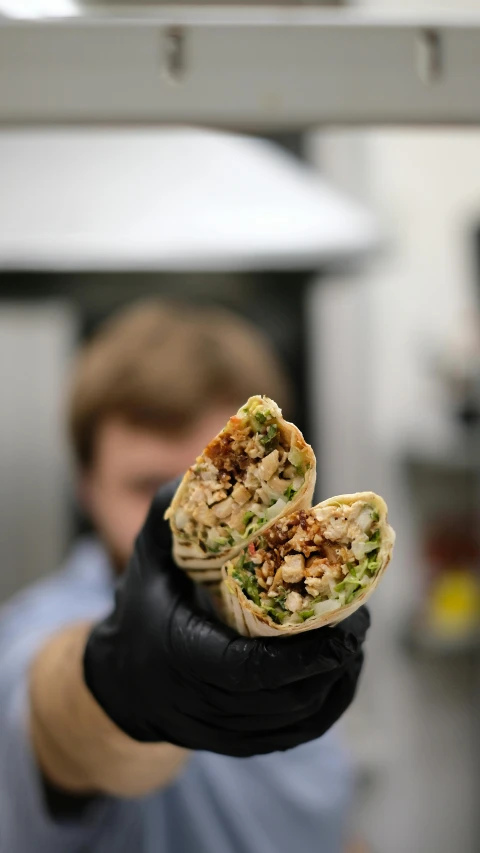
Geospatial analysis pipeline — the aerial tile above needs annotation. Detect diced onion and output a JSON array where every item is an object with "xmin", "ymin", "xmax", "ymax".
[
  {"xmin": 266, "ymin": 498, "xmax": 287, "ymax": 521},
  {"xmin": 229, "ymin": 530, "xmax": 244, "ymax": 544},
  {"xmin": 207, "ymin": 528, "xmax": 223, "ymax": 546},
  {"xmin": 287, "ymin": 447, "xmax": 304, "ymax": 469},
  {"xmin": 356, "ymin": 508, "xmax": 373, "ymax": 532},
  {"xmin": 351, "ymin": 537, "xmax": 369, "ymax": 560},
  {"xmin": 313, "ymin": 507, "xmax": 332, "ymax": 523},
  {"xmin": 175, "ymin": 509, "xmax": 189, "ymax": 530},
  {"xmin": 285, "ymin": 612, "xmax": 303, "ymax": 625},
  {"xmin": 313, "ymin": 599, "xmax": 341, "ymax": 617}
]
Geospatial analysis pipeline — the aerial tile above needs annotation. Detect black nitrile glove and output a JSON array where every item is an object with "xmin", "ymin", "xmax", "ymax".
[{"xmin": 84, "ymin": 479, "xmax": 370, "ymax": 757}]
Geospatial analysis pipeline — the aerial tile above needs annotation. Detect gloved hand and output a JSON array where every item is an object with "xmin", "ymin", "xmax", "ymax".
[{"xmin": 84, "ymin": 479, "xmax": 370, "ymax": 757}]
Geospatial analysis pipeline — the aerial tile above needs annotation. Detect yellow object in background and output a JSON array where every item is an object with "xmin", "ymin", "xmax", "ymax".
[{"xmin": 426, "ymin": 568, "xmax": 480, "ymax": 638}]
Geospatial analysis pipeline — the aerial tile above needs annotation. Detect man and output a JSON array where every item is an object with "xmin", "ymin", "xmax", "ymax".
[{"xmin": 0, "ymin": 301, "xmax": 368, "ymax": 853}]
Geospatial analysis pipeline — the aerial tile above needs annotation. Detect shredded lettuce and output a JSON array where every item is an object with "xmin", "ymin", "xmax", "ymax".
[
  {"xmin": 298, "ymin": 609, "xmax": 315, "ymax": 621},
  {"xmin": 345, "ymin": 584, "xmax": 366, "ymax": 605},
  {"xmin": 266, "ymin": 498, "xmax": 287, "ymax": 521},
  {"xmin": 355, "ymin": 559, "xmax": 369, "ymax": 580},
  {"xmin": 273, "ymin": 588, "xmax": 287, "ymax": 609},
  {"xmin": 232, "ymin": 568, "xmax": 261, "ymax": 606},
  {"xmin": 287, "ymin": 446, "xmax": 305, "ymax": 472},
  {"xmin": 214, "ymin": 537, "xmax": 229, "ymax": 547},
  {"xmin": 366, "ymin": 554, "xmax": 380, "ymax": 575},
  {"xmin": 260, "ymin": 424, "xmax": 278, "ymax": 445},
  {"xmin": 263, "ymin": 606, "xmax": 287, "ymax": 624},
  {"xmin": 245, "ymin": 516, "xmax": 267, "ymax": 537},
  {"xmin": 245, "ymin": 578, "xmax": 261, "ymax": 606},
  {"xmin": 335, "ymin": 579, "xmax": 361, "ymax": 594},
  {"xmin": 313, "ymin": 599, "xmax": 341, "ymax": 617}
]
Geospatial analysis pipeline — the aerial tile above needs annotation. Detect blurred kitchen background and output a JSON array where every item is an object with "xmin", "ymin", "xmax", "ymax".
[{"xmin": 2, "ymin": 1, "xmax": 480, "ymax": 853}]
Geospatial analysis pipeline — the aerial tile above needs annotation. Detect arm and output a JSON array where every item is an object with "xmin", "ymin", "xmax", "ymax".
[
  {"xmin": 31, "ymin": 476, "xmax": 368, "ymax": 804},
  {"xmin": 30, "ymin": 622, "xmax": 189, "ymax": 798},
  {"xmin": 82, "ymin": 481, "xmax": 369, "ymax": 756}
]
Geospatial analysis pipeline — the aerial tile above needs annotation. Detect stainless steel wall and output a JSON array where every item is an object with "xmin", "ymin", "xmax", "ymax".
[{"xmin": 0, "ymin": 302, "xmax": 76, "ymax": 602}]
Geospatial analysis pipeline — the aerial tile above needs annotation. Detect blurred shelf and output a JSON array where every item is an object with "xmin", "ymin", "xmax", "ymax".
[
  {"xmin": 401, "ymin": 615, "xmax": 480, "ymax": 658},
  {"xmin": 2, "ymin": 10, "xmax": 480, "ymax": 127},
  {"xmin": 403, "ymin": 452, "xmax": 476, "ymax": 472},
  {"xmin": 401, "ymin": 437, "xmax": 480, "ymax": 472}
]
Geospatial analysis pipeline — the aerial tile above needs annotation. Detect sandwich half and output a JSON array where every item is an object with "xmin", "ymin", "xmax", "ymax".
[
  {"xmin": 221, "ymin": 491, "xmax": 395, "ymax": 636},
  {"xmin": 165, "ymin": 395, "xmax": 316, "ymax": 581}
]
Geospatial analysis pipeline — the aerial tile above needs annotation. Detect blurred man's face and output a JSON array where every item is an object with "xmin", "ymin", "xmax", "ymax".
[{"xmin": 80, "ymin": 408, "xmax": 234, "ymax": 570}]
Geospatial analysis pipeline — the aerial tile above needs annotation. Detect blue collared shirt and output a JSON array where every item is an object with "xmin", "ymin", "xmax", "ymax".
[{"xmin": 0, "ymin": 538, "xmax": 353, "ymax": 853}]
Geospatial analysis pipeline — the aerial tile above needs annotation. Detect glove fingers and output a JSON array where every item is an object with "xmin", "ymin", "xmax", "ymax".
[
  {"xmin": 195, "ymin": 609, "xmax": 368, "ymax": 693},
  {"xmin": 189, "ymin": 667, "xmax": 343, "ymax": 731},
  {"xmin": 300, "ymin": 652, "xmax": 364, "ymax": 740},
  {"xmin": 161, "ymin": 661, "xmax": 360, "ymax": 756},
  {"xmin": 249, "ymin": 607, "xmax": 368, "ymax": 691},
  {"xmin": 216, "ymin": 653, "xmax": 364, "ymax": 756},
  {"xmin": 162, "ymin": 594, "xmax": 369, "ymax": 696}
]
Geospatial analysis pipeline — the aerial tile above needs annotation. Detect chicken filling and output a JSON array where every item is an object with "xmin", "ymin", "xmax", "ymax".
[
  {"xmin": 169, "ymin": 398, "xmax": 309, "ymax": 554},
  {"xmin": 226, "ymin": 501, "xmax": 381, "ymax": 624}
]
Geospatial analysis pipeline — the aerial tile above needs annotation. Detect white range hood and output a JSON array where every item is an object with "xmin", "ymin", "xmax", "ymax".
[{"xmin": 0, "ymin": 128, "xmax": 379, "ymax": 271}]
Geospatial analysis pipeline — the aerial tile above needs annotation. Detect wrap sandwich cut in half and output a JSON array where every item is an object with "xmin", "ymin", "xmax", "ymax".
[
  {"xmin": 221, "ymin": 492, "xmax": 395, "ymax": 636},
  {"xmin": 165, "ymin": 395, "xmax": 316, "ymax": 581}
]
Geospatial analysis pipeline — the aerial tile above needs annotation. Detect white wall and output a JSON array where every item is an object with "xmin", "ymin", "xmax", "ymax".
[
  {"xmin": 307, "ymin": 5, "xmax": 480, "ymax": 838},
  {"xmin": 310, "ymin": 128, "xmax": 480, "ymax": 454},
  {"xmin": 366, "ymin": 130, "xmax": 480, "ymax": 454},
  {"xmin": 306, "ymin": 123, "xmax": 480, "ymax": 852}
]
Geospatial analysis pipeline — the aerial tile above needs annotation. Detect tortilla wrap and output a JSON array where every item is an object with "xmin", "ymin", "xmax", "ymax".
[
  {"xmin": 165, "ymin": 395, "xmax": 316, "ymax": 582},
  {"xmin": 221, "ymin": 491, "xmax": 395, "ymax": 636}
]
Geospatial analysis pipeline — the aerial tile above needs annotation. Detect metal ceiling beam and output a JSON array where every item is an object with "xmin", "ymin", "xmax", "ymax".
[{"xmin": 1, "ymin": 9, "xmax": 480, "ymax": 128}]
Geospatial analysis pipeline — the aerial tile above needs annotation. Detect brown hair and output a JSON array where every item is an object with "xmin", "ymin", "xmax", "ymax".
[{"xmin": 69, "ymin": 300, "xmax": 291, "ymax": 469}]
